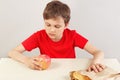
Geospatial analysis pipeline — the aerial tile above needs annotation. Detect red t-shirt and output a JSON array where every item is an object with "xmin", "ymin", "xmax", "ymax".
[{"xmin": 22, "ymin": 28, "xmax": 88, "ymax": 58}]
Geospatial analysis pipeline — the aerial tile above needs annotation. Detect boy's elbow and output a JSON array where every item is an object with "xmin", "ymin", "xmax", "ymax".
[
  {"xmin": 8, "ymin": 49, "xmax": 17, "ymax": 58},
  {"xmin": 8, "ymin": 50, "xmax": 14, "ymax": 58}
]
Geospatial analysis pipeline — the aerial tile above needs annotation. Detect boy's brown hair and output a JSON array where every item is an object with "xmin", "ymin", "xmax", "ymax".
[{"xmin": 43, "ymin": 0, "xmax": 71, "ymax": 24}]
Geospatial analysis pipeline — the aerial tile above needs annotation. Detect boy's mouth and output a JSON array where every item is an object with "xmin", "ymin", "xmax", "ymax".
[{"xmin": 49, "ymin": 33, "xmax": 55, "ymax": 36}]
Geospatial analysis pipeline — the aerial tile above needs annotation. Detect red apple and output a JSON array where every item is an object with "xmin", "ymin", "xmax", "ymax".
[{"xmin": 38, "ymin": 54, "xmax": 51, "ymax": 70}]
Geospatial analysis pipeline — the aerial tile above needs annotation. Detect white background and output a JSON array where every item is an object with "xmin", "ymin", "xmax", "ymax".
[{"xmin": 0, "ymin": 0, "xmax": 120, "ymax": 61}]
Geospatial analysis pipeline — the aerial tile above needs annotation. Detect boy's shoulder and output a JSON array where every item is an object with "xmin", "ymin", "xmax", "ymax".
[
  {"xmin": 37, "ymin": 29, "xmax": 45, "ymax": 32},
  {"xmin": 35, "ymin": 29, "xmax": 45, "ymax": 34},
  {"xmin": 65, "ymin": 28, "xmax": 77, "ymax": 34},
  {"xmin": 32, "ymin": 29, "xmax": 46, "ymax": 37},
  {"xmin": 64, "ymin": 28, "xmax": 78, "ymax": 38}
]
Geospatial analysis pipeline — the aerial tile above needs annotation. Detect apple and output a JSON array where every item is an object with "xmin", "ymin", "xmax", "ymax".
[{"xmin": 38, "ymin": 54, "xmax": 51, "ymax": 70}]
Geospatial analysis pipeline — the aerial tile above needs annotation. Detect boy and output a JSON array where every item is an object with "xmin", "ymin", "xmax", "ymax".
[{"xmin": 8, "ymin": 0, "xmax": 105, "ymax": 72}]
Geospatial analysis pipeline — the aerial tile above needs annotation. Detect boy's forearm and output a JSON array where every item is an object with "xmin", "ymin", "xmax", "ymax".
[
  {"xmin": 8, "ymin": 50, "xmax": 28, "ymax": 64},
  {"xmin": 91, "ymin": 51, "xmax": 104, "ymax": 64}
]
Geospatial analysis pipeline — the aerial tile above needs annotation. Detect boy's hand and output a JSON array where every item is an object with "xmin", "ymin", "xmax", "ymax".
[
  {"xmin": 24, "ymin": 56, "xmax": 42, "ymax": 70},
  {"xmin": 86, "ymin": 63, "xmax": 106, "ymax": 73}
]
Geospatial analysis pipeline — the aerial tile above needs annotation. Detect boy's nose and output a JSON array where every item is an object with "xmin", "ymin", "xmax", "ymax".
[{"xmin": 50, "ymin": 27, "xmax": 55, "ymax": 32}]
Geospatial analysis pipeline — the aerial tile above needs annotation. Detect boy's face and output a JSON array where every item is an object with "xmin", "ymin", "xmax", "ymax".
[{"xmin": 44, "ymin": 16, "xmax": 67, "ymax": 42}]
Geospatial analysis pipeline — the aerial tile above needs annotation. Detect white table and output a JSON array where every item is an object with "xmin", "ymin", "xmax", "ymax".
[{"xmin": 0, "ymin": 58, "xmax": 120, "ymax": 80}]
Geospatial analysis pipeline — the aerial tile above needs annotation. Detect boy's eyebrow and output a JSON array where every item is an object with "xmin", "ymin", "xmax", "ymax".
[
  {"xmin": 45, "ymin": 22, "xmax": 62, "ymax": 26},
  {"xmin": 45, "ymin": 22, "xmax": 50, "ymax": 24}
]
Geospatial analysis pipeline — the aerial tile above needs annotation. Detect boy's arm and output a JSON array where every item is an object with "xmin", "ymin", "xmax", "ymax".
[
  {"xmin": 8, "ymin": 44, "xmax": 41, "ymax": 70},
  {"xmin": 83, "ymin": 42, "xmax": 105, "ymax": 73},
  {"xmin": 8, "ymin": 44, "xmax": 28, "ymax": 64}
]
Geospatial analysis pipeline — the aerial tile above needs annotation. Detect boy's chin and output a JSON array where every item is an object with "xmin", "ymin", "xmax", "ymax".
[{"xmin": 49, "ymin": 37, "xmax": 57, "ymax": 41}]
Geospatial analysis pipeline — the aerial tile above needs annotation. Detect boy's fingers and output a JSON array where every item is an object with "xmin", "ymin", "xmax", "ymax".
[
  {"xmin": 86, "ymin": 67, "xmax": 92, "ymax": 72},
  {"xmin": 34, "ymin": 65, "xmax": 42, "ymax": 70},
  {"xmin": 92, "ymin": 65, "xmax": 99, "ymax": 73},
  {"xmin": 30, "ymin": 59, "xmax": 42, "ymax": 70},
  {"xmin": 87, "ymin": 64, "xmax": 105, "ymax": 73},
  {"xmin": 31, "ymin": 63, "xmax": 42, "ymax": 70},
  {"xmin": 96, "ymin": 64, "xmax": 103, "ymax": 72},
  {"xmin": 99, "ymin": 64, "xmax": 106, "ymax": 69},
  {"xmin": 93, "ymin": 64, "xmax": 105, "ymax": 72},
  {"xmin": 33, "ymin": 57, "xmax": 39, "ymax": 61}
]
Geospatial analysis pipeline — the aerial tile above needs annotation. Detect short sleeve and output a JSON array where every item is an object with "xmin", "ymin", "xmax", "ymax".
[
  {"xmin": 74, "ymin": 32, "xmax": 88, "ymax": 49},
  {"xmin": 22, "ymin": 32, "xmax": 39, "ymax": 51}
]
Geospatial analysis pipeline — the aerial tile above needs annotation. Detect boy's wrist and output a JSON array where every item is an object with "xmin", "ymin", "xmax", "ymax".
[
  {"xmin": 91, "ymin": 58, "xmax": 104, "ymax": 65},
  {"xmin": 22, "ymin": 56, "xmax": 30, "ymax": 64}
]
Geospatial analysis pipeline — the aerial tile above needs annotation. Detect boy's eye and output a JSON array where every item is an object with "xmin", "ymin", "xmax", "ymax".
[
  {"xmin": 46, "ymin": 24, "xmax": 51, "ymax": 27},
  {"xmin": 55, "ymin": 25, "xmax": 61, "ymax": 28}
]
